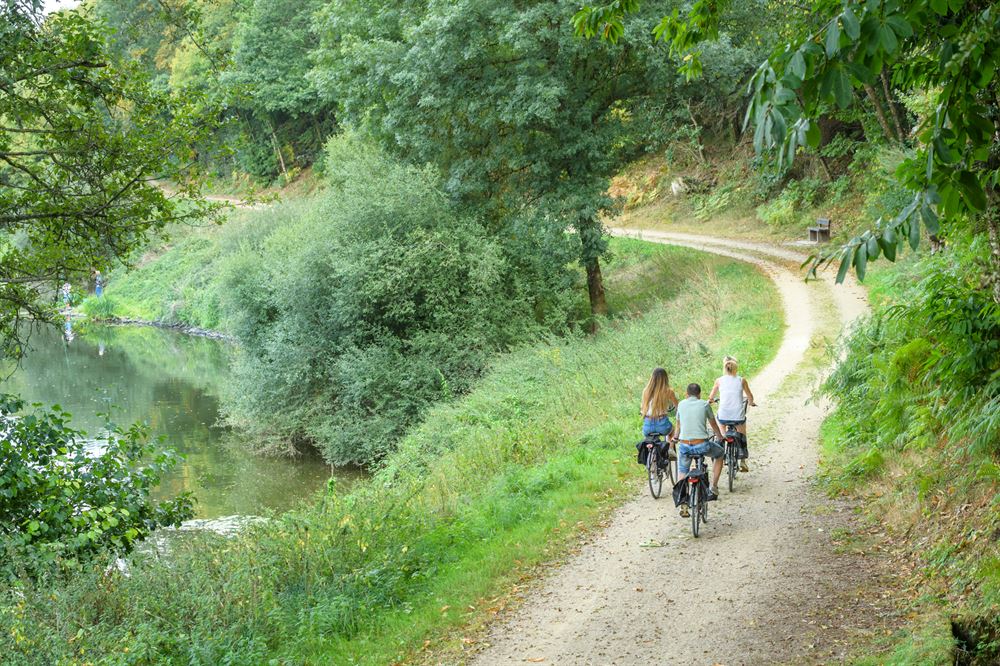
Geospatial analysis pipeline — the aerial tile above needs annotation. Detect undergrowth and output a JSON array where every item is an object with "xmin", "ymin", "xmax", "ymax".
[{"xmin": 819, "ymin": 234, "xmax": 1000, "ymax": 665}]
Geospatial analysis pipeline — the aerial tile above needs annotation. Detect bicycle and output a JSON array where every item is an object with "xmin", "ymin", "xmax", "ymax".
[
  {"xmin": 712, "ymin": 398, "xmax": 753, "ymax": 493},
  {"xmin": 686, "ymin": 452, "xmax": 710, "ymax": 537},
  {"xmin": 643, "ymin": 433, "xmax": 675, "ymax": 499}
]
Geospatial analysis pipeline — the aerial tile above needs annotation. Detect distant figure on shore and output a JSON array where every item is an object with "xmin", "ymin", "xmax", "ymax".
[
  {"xmin": 61, "ymin": 282, "xmax": 72, "ymax": 308},
  {"xmin": 94, "ymin": 270, "xmax": 104, "ymax": 297}
]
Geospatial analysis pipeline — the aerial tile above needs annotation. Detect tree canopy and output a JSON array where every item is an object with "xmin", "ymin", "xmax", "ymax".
[
  {"xmin": 0, "ymin": 0, "xmax": 220, "ymax": 355},
  {"xmin": 313, "ymin": 0, "xmax": 689, "ymax": 317},
  {"xmin": 575, "ymin": 0, "xmax": 1000, "ymax": 300}
]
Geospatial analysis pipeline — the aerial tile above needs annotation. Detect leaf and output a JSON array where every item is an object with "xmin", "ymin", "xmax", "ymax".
[
  {"xmin": 805, "ymin": 120, "xmax": 821, "ymax": 148},
  {"xmin": 930, "ymin": 0, "xmax": 948, "ymax": 14},
  {"xmin": 957, "ymin": 170, "xmax": 987, "ymax": 211},
  {"xmin": 878, "ymin": 234, "xmax": 897, "ymax": 261},
  {"xmin": 866, "ymin": 236, "xmax": 880, "ymax": 260},
  {"xmin": 886, "ymin": 15, "xmax": 913, "ymax": 38},
  {"xmin": 879, "ymin": 25, "xmax": 898, "ymax": 54},
  {"xmin": 789, "ymin": 51, "xmax": 806, "ymax": 79},
  {"xmin": 909, "ymin": 215, "xmax": 921, "ymax": 250},
  {"xmin": 830, "ymin": 67, "xmax": 852, "ymax": 109},
  {"xmin": 842, "ymin": 7, "xmax": 860, "ymax": 40},
  {"xmin": 854, "ymin": 242, "xmax": 868, "ymax": 281},
  {"xmin": 825, "ymin": 20, "xmax": 841, "ymax": 58},
  {"xmin": 920, "ymin": 204, "xmax": 940, "ymax": 235},
  {"xmin": 836, "ymin": 246, "xmax": 855, "ymax": 284}
]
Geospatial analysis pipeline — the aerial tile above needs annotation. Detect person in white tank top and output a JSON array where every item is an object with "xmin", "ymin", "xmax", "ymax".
[{"xmin": 707, "ymin": 356, "xmax": 756, "ymax": 472}]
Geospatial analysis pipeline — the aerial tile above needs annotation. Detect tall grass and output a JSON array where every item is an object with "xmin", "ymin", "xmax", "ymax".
[{"xmin": 1, "ymin": 245, "xmax": 782, "ymax": 665}]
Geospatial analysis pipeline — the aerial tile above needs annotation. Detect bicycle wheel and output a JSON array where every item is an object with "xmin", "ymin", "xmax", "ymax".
[
  {"xmin": 690, "ymin": 482, "xmax": 700, "ymax": 538},
  {"xmin": 701, "ymin": 485, "xmax": 709, "ymax": 524},
  {"xmin": 647, "ymin": 448, "xmax": 662, "ymax": 499}
]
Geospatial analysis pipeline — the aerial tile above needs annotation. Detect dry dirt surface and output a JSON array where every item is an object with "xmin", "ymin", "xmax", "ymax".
[{"xmin": 468, "ymin": 231, "xmax": 896, "ymax": 666}]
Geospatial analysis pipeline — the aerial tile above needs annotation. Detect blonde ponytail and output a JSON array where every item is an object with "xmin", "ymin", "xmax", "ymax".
[{"xmin": 723, "ymin": 356, "xmax": 738, "ymax": 375}]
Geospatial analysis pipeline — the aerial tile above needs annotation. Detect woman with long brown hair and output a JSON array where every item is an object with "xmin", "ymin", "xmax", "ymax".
[{"xmin": 640, "ymin": 367, "xmax": 679, "ymax": 436}]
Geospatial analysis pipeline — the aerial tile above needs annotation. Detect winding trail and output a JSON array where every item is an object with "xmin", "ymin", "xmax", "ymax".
[{"xmin": 470, "ymin": 231, "xmax": 869, "ymax": 665}]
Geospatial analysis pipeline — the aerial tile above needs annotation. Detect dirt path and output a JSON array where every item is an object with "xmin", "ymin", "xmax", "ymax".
[{"xmin": 469, "ymin": 231, "xmax": 875, "ymax": 665}]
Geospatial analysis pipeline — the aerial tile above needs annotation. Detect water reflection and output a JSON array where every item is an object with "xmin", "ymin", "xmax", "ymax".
[{"xmin": 1, "ymin": 324, "xmax": 349, "ymax": 518}]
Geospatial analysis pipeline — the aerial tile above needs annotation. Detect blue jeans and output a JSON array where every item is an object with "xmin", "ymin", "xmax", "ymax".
[
  {"xmin": 678, "ymin": 440, "xmax": 724, "ymax": 475},
  {"xmin": 642, "ymin": 415, "xmax": 672, "ymax": 437}
]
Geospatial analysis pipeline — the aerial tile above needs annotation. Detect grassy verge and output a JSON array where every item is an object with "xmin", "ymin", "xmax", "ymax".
[
  {"xmin": 817, "ymin": 243, "xmax": 1000, "ymax": 665},
  {"xmin": 3, "ymin": 242, "xmax": 782, "ymax": 665}
]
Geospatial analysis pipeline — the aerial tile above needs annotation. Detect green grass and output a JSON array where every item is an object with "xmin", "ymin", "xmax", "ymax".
[
  {"xmin": 852, "ymin": 613, "xmax": 956, "ymax": 666},
  {"xmin": 3, "ymin": 242, "xmax": 783, "ymax": 665}
]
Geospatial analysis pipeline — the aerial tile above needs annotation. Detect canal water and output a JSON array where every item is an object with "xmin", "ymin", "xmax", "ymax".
[{"xmin": 2, "ymin": 323, "xmax": 342, "ymax": 519}]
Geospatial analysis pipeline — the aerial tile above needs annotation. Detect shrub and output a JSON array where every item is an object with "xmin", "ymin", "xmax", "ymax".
[
  {"xmin": 79, "ymin": 294, "xmax": 118, "ymax": 319},
  {"xmin": 0, "ymin": 396, "xmax": 193, "ymax": 579},
  {"xmin": 219, "ymin": 136, "xmax": 578, "ymax": 466}
]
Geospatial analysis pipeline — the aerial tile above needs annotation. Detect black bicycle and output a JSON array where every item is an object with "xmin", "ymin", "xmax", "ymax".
[
  {"xmin": 644, "ymin": 433, "xmax": 675, "ymax": 499},
  {"xmin": 686, "ymin": 452, "xmax": 710, "ymax": 537},
  {"xmin": 714, "ymin": 398, "xmax": 751, "ymax": 493}
]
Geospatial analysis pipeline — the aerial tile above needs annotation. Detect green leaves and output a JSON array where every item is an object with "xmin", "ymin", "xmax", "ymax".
[
  {"xmin": 0, "ymin": 396, "xmax": 192, "ymax": 578},
  {"xmin": 825, "ymin": 19, "xmax": 841, "ymax": 58},
  {"xmin": 0, "ymin": 3, "xmax": 224, "ymax": 359},
  {"xmin": 842, "ymin": 7, "xmax": 860, "ymax": 40},
  {"xmin": 821, "ymin": 65, "xmax": 853, "ymax": 109}
]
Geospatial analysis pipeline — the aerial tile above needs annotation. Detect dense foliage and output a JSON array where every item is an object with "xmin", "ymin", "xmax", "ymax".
[
  {"xmin": 89, "ymin": 0, "xmax": 336, "ymax": 183},
  {"xmin": 313, "ymin": 0, "xmax": 770, "ymax": 316},
  {"xmin": 0, "ymin": 395, "xmax": 193, "ymax": 579},
  {"xmin": 0, "ymin": 1, "xmax": 219, "ymax": 356},
  {"xmin": 577, "ymin": 0, "xmax": 1000, "ymax": 297},
  {"xmin": 219, "ymin": 136, "xmax": 578, "ymax": 466}
]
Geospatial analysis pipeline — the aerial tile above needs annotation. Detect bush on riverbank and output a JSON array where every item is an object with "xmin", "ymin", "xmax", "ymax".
[
  {"xmin": 220, "ymin": 136, "xmax": 579, "ymax": 465},
  {"xmin": 0, "ymin": 245, "xmax": 781, "ymax": 664},
  {"xmin": 819, "ymin": 235, "xmax": 1000, "ymax": 664}
]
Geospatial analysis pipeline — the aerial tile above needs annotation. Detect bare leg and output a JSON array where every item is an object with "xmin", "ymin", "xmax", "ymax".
[
  {"xmin": 711, "ymin": 457, "xmax": 724, "ymax": 490},
  {"xmin": 737, "ymin": 422, "xmax": 749, "ymax": 471}
]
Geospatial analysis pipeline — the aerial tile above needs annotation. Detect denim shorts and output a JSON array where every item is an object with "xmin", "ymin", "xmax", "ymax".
[
  {"xmin": 718, "ymin": 418, "xmax": 746, "ymax": 426},
  {"xmin": 678, "ymin": 440, "xmax": 724, "ymax": 475},
  {"xmin": 642, "ymin": 415, "xmax": 673, "ymax": 437}
]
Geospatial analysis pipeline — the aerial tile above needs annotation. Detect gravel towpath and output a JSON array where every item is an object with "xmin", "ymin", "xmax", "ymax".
[{"xmin": 469, "ymin": 231, "xmax": 872, "ymax": 666}]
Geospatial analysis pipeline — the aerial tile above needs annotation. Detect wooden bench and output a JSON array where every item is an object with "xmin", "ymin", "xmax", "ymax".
[{"xmin": 808, "ymin": 218, "xmax": 831, "ymax": 243}]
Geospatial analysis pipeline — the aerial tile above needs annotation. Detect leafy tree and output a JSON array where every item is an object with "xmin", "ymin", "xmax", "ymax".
[
  {"xmin": 576, "ymin": 0, "xmax": 1000, "ymax": 302},
  {"xmin": 219, "ymin": 135, "xmax": 577, "ymax": 466},
  {"xmin": 0, "ymin": 1, "xmax": 221, "ymax": 356},
  {"xmin": 312, "ymin": 0, "xmax": 680, "ymax": 317},
  {"xmin": 0, "ymin": 395, "xmax": 194, "ymax": 578},
  {"xmin": 224, "ymin": 0, "xmax": 335, "ymax": 180}
]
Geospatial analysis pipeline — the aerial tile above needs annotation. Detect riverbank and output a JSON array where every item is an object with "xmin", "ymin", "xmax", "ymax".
[
  {"xmin": 94, "ymin": 316, "xmax": 233, "ymax": 342},
  {"xmin": 1, "ymin": 241, "xmax": 783, "ymax": 664}
]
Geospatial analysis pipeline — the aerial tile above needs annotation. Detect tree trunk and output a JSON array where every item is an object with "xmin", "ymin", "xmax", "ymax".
[
  {"xmin": 686, "ymin": 101, "xmax": 707, "ymax": 163},
  {"xmin": 863, "ymin": 84, "xmax": 896, "ymax": 143},
  {"xmin": 586, "ymin": 256, "xmax": 608, "ymax": 319},
  {"xmin": 880, "ymin": 69, "xmax": 906, "ymax": 142},
  {"xmin": 266, "ymin": 118, "xmax": 288, "ymax": 181}
]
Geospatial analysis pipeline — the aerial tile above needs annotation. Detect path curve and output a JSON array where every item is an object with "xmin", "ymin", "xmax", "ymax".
[{"xmin": 470, "ymin": 231, "xmax": 869, "ymax": 665}]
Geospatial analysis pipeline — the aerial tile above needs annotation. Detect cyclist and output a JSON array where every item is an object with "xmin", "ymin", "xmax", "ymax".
[
  {"xmin": 672, "ymin": 382, "xmax": 724, "ymax": 517},
  {"xmin": 640, "ymin": 367, "xmax": 678, "ymax": 437},
  {"xmin": 640, "ymin": 368, "xmax": 678, "ymax": 467},
  {"xmin": 707, "ymin": 356, "xmax": 756, "ymax": 472}
]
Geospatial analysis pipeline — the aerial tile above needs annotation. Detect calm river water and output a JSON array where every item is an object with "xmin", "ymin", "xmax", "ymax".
[{"xmin": 2, "ymin": 323, "xmax": 342, "ymax": 519}]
